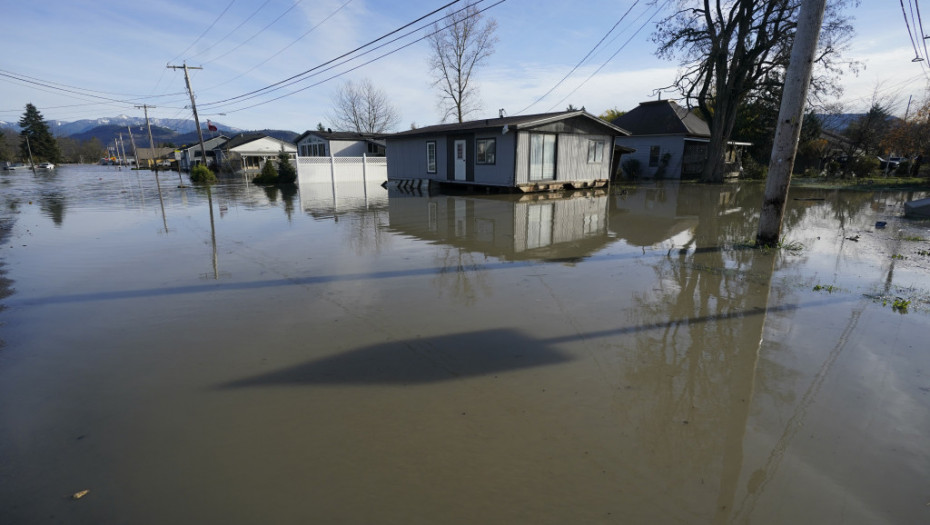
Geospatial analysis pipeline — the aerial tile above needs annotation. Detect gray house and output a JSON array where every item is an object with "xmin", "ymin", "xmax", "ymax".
[
  {"xmin": 613, "ymin": 100, "xmax": 749, "ymax": 179},
  {"xmin": 385, "ymin": 110, "xmax": 630, "ymax": 193},
  {"xmin": 295, "ymin": 130, "xmax": 386, "ymax": 158}
]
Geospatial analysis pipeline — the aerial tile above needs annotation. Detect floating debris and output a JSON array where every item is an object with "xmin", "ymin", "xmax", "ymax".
[{"xmin": 71, "ymin": 489, "xmax": 90, "ymax": 500}]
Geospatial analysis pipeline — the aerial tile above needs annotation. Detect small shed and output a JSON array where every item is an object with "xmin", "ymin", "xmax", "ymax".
[{"xmin": 385, "ymin": 110, "xmax": 630, "ymax": 192}]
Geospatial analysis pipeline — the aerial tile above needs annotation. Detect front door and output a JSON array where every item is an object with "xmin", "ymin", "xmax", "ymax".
[{"xmin": 454, "ymin": 139, "xmax": 466, "ymax": 181}]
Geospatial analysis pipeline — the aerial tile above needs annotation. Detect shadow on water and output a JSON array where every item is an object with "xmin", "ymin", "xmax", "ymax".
[
  {"xmin": 220, "ymin": 294, "xmax": 854, "ymax": 389},
  {"xmin": 221, "ymin": 328, "xmax": 572, "ymax": 387}
]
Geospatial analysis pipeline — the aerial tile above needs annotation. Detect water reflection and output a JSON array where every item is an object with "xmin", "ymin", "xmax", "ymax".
[{"xmin": 387, "ymin": 189, "xmax": 613, "ymax": 262}]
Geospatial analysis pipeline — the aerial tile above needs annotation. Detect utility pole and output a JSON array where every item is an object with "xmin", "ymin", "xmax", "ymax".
[
  {"xmin": 136, "ymin": 104, "xmax": 159, "ymax": 175},
  {"xmin": 756, "ymin": 0, "xmax": 827, "ymax": 246},
  {"xmin": 167, "ymin": 63, "xmax": 208, "ymax": 172}
]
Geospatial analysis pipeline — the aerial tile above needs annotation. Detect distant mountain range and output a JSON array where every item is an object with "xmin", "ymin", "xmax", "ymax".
[{"xmin": 0, "ymin": 115, "xmax": 299, "ymax": 148}]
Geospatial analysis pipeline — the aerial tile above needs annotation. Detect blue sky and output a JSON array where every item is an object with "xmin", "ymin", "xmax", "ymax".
[{"xmin": 1, "ymin": 0, "xmax": 927, "ymax": 133}]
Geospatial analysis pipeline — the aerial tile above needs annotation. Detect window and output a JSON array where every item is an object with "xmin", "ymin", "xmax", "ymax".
[
  {"xmin": 426, "ymin": 141, "xmax": 437, "ymax": 173},
  {"xmin": 476, "ymin": 138, "xmax": 496, "ymax": 165},
  {"xmin": 301, "ymin": 142, "xmax": 327, "ymax": 157},
  {"xmin": 649, "ymin": 145, "xmax": 660, "ymax": 167},
  {"xmin": 587, "ymin": 140, "xmax": 604, "ymax": 163},
  {"xmin": 529, "ymin": 133, "xmax": 556, "ymax": 181}
]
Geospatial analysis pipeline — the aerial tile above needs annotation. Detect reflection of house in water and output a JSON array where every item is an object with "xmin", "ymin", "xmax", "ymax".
[
  {"xmin": 387, "ymin": 190, "xmax": 614, "ymax": 261},
  {"xmin": 609, "ymin": 184, "xmax": 698, "ymax": 246}
]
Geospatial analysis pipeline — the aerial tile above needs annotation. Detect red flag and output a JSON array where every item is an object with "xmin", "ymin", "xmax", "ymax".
[{"xmin": 207, "ymin": 120, "xmax": 218, "ymax": 132}]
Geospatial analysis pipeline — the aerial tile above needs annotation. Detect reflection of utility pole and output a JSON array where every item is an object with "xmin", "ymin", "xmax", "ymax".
[
  {"xmin": 136, "ymin": 104, "xmax": 159, "ymax": 176},
  {"xmin": 127, "ymin": 126, "xmax": 140, "ymax": 168},
  {"xmin": 25, "ymin": 136, "xmax": 37, "ymax": 175},
  {"xmin": 756, "ymin": 0, "xmax": 827, "ymax": 246},
  {"xmin": 167, "ymin": 63, "xmax": 208, "ymax": 174}
]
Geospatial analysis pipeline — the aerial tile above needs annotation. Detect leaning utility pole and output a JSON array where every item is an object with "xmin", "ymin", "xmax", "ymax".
[
  {"xmin": 167, "ymin": 63, "xmax": 208, "ymax": 171},
  {"xmin": 756, "ymin": 0, "xmax": 827, "ymax": 246},
  {"xmin": 136, "ymin": 104, "xmax": 159, "ymax": 174}
]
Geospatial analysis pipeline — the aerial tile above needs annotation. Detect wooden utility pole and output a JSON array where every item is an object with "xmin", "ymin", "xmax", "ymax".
[
  {"xmin": 756, "ymin": 0, "xmax": 828, "ymax": 246},
  {"xmin": 136, "ymin": 104, "xmax": 158, "ymax": 174},
  {"xmin": 167, "ymin": 63, "xmax": 208, "ymax": 171}
]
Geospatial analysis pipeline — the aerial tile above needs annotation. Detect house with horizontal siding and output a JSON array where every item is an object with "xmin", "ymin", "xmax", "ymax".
[
  {"xmin": 294, "ymin": 130, "xmax": 386, "ymax": 158},
  {"xmin": 385, "ymin": 110, "xmax": 630, "ymax": 193},
  {"xmin": 215, "ymin": 133, "xmax": 296, "ymax": 172},
  {"xmin": 612, "ymin": 100, "xmax": 749, "ymax": 179}
]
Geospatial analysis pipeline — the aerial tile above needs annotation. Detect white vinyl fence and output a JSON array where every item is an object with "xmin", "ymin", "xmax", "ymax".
[
  {"xmin": 296, "ymin": 156, "xmax": 387, "ymax": 185},
  {"xmin": 296, "ymin": 156, "xmax": 388, "ymax": 213}
]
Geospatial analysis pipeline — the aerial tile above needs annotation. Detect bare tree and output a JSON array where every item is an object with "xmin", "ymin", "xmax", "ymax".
[
  {"xmin": 653, "ymin": 0, "xmax": 857, "ymax": 182},
  {"xmin": 329, "ymin": 78, "xmax": 400, "ymax": 134},
  {"xmin": 427, "ymin": 4, "xmax": 497, "ymax": 123}
]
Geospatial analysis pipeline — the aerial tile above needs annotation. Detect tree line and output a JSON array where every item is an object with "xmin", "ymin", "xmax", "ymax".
[{"xmin": 1, "ymin": 103, "xmax": 106, "ymax": 164}]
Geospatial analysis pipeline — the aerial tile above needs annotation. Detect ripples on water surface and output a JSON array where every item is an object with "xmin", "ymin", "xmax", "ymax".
[{"xmin": 1, "ymin": 165, "xmax": 929, "ymax": 524}]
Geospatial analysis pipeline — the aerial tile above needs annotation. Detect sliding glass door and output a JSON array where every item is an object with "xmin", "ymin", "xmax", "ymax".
[{"xmin": 529, "ymin": 133, "xmax": 556, "ymax": 181}]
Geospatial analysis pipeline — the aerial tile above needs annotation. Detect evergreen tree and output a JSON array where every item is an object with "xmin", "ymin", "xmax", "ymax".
[
  {"xmin": 19, "ymin": 103, "xmax": 61, "ymax": 163},
  {"xmin": 276, "ymin": 147, "xmax": 297, "ymax": 184}
]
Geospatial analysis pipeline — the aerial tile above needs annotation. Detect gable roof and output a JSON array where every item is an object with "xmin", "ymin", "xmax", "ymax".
[
  {"xmin": 387, "ymin": 110, "xmax": 629, "ymax": 139},
  {"xmin": 223, "ymin": 133, "xmax": 295, "ymax": 152},
  {"xmin": 613, "ymin": 100, "xmax": 710, "ymax": 137},
  {"xmin": 180, "ymin": 135, "xmax": 228, "ymax": 153}
]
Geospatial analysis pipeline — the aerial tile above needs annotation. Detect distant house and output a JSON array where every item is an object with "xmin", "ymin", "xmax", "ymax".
[
  {"xmin": 179, "ymin": 135, "xmax": 228, "ymax": 171},
  {"xmin": 385, "ymin": 110, "xmax": 630, "ymax": 193},
  {"xmin": 216, "ymin": 133, "xmax": 296, "ymax": 172},
  {"xmin": 136, "ymin": 147, "xmax": 176, "ymax": 169},
  {"xmin": 295, "ymin": 130, "xmax": 386, "ymax": 157},
  {"xmin": 613, "ymin": 100, "xmax": 749, "ymax": 179}
]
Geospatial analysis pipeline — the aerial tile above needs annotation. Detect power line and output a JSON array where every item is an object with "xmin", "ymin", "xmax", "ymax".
[
  {"xmin": 199, "ymin": 0, "xmax": 465, "ymax": 108},
  {"xmin": 218, "ymin": 0, "xmax": 506, "ymax": 115},
  {"xmin": 900, "ymin": 0, "xmax": 925, "ymax": 61},
  {"xmin": 545, "ymin": 0, "xmax": 670, "ymax": 112},
  {"xmin": 0, "ymin": 69, "xmax": 185, "ymax": 99},
  {"xmin": 168, "ymin": 0, "xmax": 238, "ymax": 63},
  {"xmin": 202, "ymin": 0, "xmax": 305, "ymax": 66},
  {"xmin": 515, "ymin": 0, "xmax": 641, "ymax": 115},
  {"xmin": 187, "ymin": 0, "xmax": 274, "ymax": 62},
  {"xmin": 202, "ymin": 0, "xmax": 354, "ymax": 93},
  {"xmin": 914, "ymin": 0, "xmax": 930, "ymax": 62}
]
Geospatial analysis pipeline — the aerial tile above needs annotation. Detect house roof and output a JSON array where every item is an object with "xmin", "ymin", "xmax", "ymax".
[
  {"xmin": 612, "ymin": 100, "xmax": 710, "ymax": 137},
  {"xmin": 295, "ymin": 130, "xmax": 387, "ymax": 143},
  {"xmin": 386, "ymin": 110, "xmax": 630, "ymax": 139},
  {"xmin": 180, "ymin": 135, "xmax": 229, "ymax": 153}
]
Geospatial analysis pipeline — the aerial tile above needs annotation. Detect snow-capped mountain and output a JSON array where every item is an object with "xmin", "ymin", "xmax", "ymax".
[{"xmin": 55, "ymin": 116, "xmax": 242, "ymax": 137}]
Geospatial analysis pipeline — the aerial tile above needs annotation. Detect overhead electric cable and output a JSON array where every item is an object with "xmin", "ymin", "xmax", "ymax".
[
  {"xmin": 545, "ymin": 0, "xmax": 671, "ymax": 112},
  {"xmin": 199, "ymin": 0, "xmax": 464, "ymax": 107},
  {"xmin": 188, "ymin": 0, "xmax": 273, "ymax": 61},
  {"xmin": 168, "ymin": 0, "xmax": 237, "ymax": 63},
  {"xmin": 515, "ymin": 1, "xmax": 640, "ymax": 115},
  {"xmin": 0, "ymin": 69, "xmax": 185, "ymax": 99},
  {"xmin": 901, "ymin": 0, "xmax": 924, "ymax": 61},
  {"xmin": 217, "ymin": 0, "xmax": 505, "ymax": 114},
  {"xmin": 203, "ymin": 0, "xmax": 354, "ymax": 92},
  {"xmin": 915, "ymin": 0, "xmax": 930, "ymax": 62},
  {"xmin": 202, "ymin": 0, "xmax": 305, "ymax": 65},
  {"xmin": 200, "ymin": 1, "xmax": 480, "ymax": 108}
]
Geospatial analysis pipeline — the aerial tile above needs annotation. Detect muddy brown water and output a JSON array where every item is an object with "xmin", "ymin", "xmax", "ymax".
[{"xmin": 1, "ymin": 165, "xmax": 929, "ymax": 524}]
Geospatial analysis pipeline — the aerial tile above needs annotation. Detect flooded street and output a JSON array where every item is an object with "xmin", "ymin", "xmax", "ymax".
[{"xmin": 1, "ymin": 165, "xmax": 929, "ymax": 524}]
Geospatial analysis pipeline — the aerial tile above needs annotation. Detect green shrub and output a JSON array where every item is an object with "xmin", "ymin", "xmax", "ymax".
[
  {"xmin": 190, "ymin": 164, "xmax": 216, "ymax": 183},
  {"xmin": 848, "ymin": 155, "xmax": 879, "ymax": 177},
  {"xmin": 253, "ymin": 160, "xmax": 278, "ymax": 184},
  {"xmin": 276, "ymin": 148, "xmax": 297, "ymax": 184}
]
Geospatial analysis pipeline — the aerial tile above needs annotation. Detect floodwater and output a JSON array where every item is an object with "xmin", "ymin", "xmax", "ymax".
[{"xmin": 1, "ymin": 165, "xmax": 929, "ymax": 524}]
